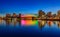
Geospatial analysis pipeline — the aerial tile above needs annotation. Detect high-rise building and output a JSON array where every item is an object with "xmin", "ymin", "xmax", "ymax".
[
  {"xmin": 46, "ymin": 12, "xmax": 53, "ymax": 19},
  {"xmin": 38, "ymin": 10, "xmax": 45, "ymax": 17},
  {"xmin": 17, "ymin": 13, "xmax": 21, "ymax": 23},
  {"xmin": 57, "ymin": 10, "xmax": 60, "ymax": 17},
  {"xmin": 6, "ymin": 13, "xmax": 11, "ymax": 18},
  {"xmin": 38, "ymin": 10, "xmax": 46, "ymax": 19},
  {"xmin": 12, "ymin": 13, "xmax": 17, "ymax": 18}
]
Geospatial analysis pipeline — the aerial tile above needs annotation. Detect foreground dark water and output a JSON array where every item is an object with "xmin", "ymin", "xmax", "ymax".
[{"xmin": 0, "ymin": 20, "xmax": 60, "ymax": 37}]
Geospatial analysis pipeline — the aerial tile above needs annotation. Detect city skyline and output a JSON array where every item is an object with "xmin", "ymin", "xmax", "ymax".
[
  {"xmin": 1, "ymin": 0, "xmax": 60, "ymax": 37},
  {"xmin": 0, "ymin": 10, "xmax": 60, "ymax": 17}
]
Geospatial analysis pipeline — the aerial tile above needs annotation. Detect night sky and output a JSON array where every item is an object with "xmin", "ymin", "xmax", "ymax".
[{"xmin": 0, "ymin": 0, "xmax": 60, "ymax": 15}]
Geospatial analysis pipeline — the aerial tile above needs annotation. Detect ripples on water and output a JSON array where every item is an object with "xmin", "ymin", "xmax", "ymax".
[
  {"xmin": 0, "ymin": 20, "xmax": 60, "ymax": 29},
  {"xmin": 0, "ymin": 20, "xmax": 60, "ymax": 37}
]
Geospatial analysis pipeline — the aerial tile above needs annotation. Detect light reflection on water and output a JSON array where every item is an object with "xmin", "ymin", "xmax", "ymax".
[{"xmin": 0, "ymin": 20, "xmax": 60, "ymax": 33}]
